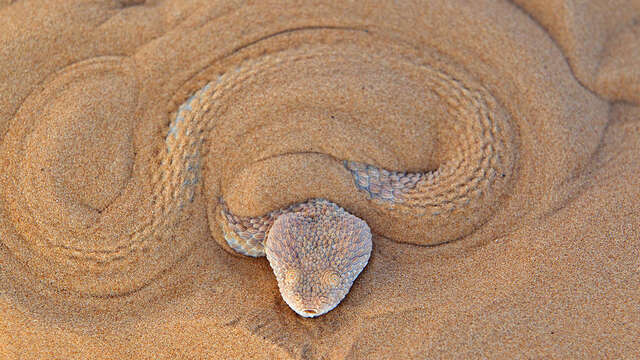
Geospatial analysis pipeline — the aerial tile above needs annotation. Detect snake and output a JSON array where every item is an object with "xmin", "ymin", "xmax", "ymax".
[{"xmin": 165, "ymin": 43, "xmax": 513, "ymax": 317}]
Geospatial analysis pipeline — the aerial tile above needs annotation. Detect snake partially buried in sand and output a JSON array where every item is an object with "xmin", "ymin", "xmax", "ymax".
[{"xmin": 166, "ymin": 44, "xmax": 514, "ymax": 317}]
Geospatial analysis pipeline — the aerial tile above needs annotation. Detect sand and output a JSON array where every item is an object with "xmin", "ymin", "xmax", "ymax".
[{"xmin": 0, "ymin": 0, "xmax": 638, "ymax": 358}]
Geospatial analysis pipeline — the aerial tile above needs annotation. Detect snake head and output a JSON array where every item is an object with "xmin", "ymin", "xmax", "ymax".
[{"xmin": 265, "ymin": 199, "xmax": 372, "ymax": 318}]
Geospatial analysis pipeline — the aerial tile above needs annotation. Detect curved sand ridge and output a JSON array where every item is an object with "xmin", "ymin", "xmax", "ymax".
[{"xmin": 0, "ymin": 29, "xmax": 603, "ymax": 298}]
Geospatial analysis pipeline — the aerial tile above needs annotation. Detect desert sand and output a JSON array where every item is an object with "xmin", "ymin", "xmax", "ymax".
[{"xmin": 0, "ymin": 0, "xmax": 639, "ymax": 358}]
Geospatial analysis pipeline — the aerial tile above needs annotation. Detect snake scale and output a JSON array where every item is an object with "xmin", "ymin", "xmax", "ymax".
[{"xmin": 166, "ymin": 44, "xmax": 512, "ymax": 317}]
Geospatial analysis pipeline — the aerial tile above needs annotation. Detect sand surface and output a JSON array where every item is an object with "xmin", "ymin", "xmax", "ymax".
[{"xmin": 0, "ymin": 0, "xmax": 639, "ymax": 358}]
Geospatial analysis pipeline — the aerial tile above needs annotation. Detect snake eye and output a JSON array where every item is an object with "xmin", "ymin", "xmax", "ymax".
[
  {"xmin": 283, "ymin": 269, "xmax": 299, "ymax": 286},
  {"xmin": 322, "ymin": 270, "xmax": 341, "ymax": 288}
]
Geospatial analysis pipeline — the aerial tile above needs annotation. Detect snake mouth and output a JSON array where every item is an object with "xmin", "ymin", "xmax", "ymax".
[{"xmin": 303, "ymin": 309, "xmax": 317, "ymax": 315}]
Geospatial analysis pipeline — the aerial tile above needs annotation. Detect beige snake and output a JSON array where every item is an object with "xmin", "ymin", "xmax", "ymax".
[{"xmin": 167, "ymin": 44, "xmax": 512, "ymax": 317}]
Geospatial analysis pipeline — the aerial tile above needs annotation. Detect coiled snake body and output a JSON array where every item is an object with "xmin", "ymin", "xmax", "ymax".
[{"xmin": 167, "ymin": 44, "xmax": 513, "ymax": 317}]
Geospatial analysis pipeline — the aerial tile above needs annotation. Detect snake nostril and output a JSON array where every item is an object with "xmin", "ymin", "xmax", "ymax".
[{"xmin": 303, "ymin": 309, "xmax": 317, "ymax": 315}]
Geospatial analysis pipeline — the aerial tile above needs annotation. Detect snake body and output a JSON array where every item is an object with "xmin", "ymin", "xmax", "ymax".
[{"xmin": 167, "ymin": 43, "xmax": 512, "ymax": 317}]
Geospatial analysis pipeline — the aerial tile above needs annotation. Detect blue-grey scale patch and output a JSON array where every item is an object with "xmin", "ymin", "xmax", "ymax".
[
  {"xmin": 343, "ymin": 160, "xmax": 423, "ymax": 203},
  {"xmin": 224, "ymin": 232, "xmax": 264, "ymax": 257},
  {"xmin": 166, "ymin": 83, "xmax": 212, "ymax": 204},
  {"xmin": 343, "ymin": 160, "xmax": 397, "ymax": 203}
]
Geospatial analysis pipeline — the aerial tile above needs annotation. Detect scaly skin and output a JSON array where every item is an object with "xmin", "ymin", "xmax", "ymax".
[{"xmin": 167, "ymin": 44, "xmax": 513, "ymax": 317}]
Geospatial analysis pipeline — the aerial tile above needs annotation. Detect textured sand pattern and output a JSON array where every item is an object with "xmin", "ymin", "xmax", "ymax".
[{"xmin": 0, "ymin": 0, "xmax": 638, "ymax": 358}]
